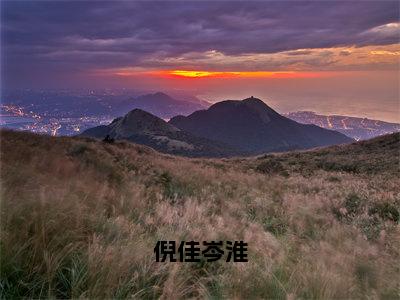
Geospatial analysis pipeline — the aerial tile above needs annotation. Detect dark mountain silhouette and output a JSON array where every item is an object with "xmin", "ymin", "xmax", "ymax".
[
  {"xmin": 169, "ymin": 97, "xmax": 353, "ymax": 154},
  {"xmin": 80, "ymin": 109, "xmax": 239, "ymax": 157},
  {"xmin": 116, "ymin": 92, "xmax": 209, "ymax": 119}
]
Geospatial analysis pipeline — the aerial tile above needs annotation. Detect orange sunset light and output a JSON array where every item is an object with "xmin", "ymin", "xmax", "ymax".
[
  {"xmin": 156, "ymin": 70, "xmax": 323, "ymax": 79},
  {"xmin": 168, "ymin": 70, "xmax": 294, "ymax": 78},
  {"xmin": 111, "ymin": 68, "xmax": 327, "ymax": 79}
]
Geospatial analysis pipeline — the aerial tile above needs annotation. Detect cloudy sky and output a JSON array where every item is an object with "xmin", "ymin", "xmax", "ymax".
[{"xmin": 2, "ymin": 1, "xmax": 399, "ymax": 121}]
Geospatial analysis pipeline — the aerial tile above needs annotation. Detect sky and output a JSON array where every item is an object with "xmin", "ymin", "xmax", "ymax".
[{"xmin": 1, "ymin": 1, "xmax": 399, "ymax": 122}]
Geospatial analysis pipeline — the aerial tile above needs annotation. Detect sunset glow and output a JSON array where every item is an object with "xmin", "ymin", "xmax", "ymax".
[
  {"xmin": 166, "ymin": 70, "xmax": 301, "ymax": 78},
  {"xmin": 111, "ymin": 69, "xmax": 324, "ymax": 79},
  {"xmin": 169, "ymin": 70, "xmax": 222, "ymax": 78},
  {"xmin": 2, "ymin": 1, "xmax": 399, "ymax": 122}
]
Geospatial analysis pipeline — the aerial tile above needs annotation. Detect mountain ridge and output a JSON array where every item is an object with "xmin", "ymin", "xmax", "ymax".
[
  {"xmin": 117, "ymin": 92, "xmax": 209, "ymax": 119},
  {"xmin": 80, "ymin": 108, "xmax": 241, "ymax": 157},
  {"xmin": 170, "ymin": 97, "xmax": 353, "ymax": 154}
]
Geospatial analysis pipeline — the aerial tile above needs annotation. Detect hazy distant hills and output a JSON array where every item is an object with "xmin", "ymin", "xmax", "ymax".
[
  {"xmin": 285, "ymin": 111, "xmax": 400, "ymax": 141},
  {"xmin": 80, "ymin": 109, "xmax": 239, "ymax": 157},
  {"xmin": 4, "ymin": 89, "xmax": 397, "ymax": 143},
  {"xmin": 116, "ymin": 92, "xmax": 210, "ymax": 119},
  {"xmin": 170, "ymin": 97, "xmax": 353, "ymax": 154}
]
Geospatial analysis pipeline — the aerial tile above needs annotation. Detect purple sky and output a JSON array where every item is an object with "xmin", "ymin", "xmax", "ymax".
[{"xmin": 1, "ymin": 1, "xmax": 399, "ymax": 121}]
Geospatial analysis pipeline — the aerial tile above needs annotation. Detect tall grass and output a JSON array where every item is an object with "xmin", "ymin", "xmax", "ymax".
[{"xmin": 1, "ymin": 130, "xmax": 399, "ymax": 298}]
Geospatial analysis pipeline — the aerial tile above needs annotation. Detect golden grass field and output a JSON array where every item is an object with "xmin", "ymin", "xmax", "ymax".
[{"xmin": 1, "ymin": 129, "xmax": 399, "ymax": 299}]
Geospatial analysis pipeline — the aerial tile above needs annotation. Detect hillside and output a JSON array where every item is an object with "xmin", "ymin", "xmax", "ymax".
[
  {"xmin": 80, "ymin": 109, "xmax": 240, "ymax": 157},
  {"xmin": 1, "ymin": 130, "xmax": 399, "ymax": 299},
  {"xmin": 170, "ymin": 97, "xmax": 353, "ymax": 154}
]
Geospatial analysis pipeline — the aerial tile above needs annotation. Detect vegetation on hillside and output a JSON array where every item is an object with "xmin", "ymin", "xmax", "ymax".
[{"xmin": 1, "ymin": 130, "xmax": 399, "ymax": 299}]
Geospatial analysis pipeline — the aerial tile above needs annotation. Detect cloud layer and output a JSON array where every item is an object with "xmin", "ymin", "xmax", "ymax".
[{"xmin": 2, "ymin": 1, "xmax": 399, "ymax": 86}]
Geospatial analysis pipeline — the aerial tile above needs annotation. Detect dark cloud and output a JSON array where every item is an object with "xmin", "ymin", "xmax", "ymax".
[
  {"xmin": 1, "ymin": 1, "xmax": 399, "ymax": 87},
  {"xmin": 285, "ymin": 50, "xmax": 314, "ymax": 56},
  {"xmin": 339, "ymin": 50, "xmax": 352, "ymax": 56}
]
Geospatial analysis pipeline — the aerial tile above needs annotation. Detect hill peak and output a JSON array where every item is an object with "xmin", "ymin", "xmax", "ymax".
[
  {"xmin": 241, "ymin": 96, "xmax": 277, "ymax": 115},
  {"xmin": 125, "ymin": 108, "xmax": 158, "ymax": 119},
  {"xmin": 114, "ymin": 108, "xmax": 178, "ymax": 135},
  {"xmin": 152, "ymin": 92, "xmax": 171, "ymax": 98},
  {"xmin": 122, "ymin": 92, "xmax": 208, "ymax": 119},
  {"xmin": 110, "ymin": 109, "xmax": 154, "ymax": 124},
  {"xmin": 243, "ymin": 96, "xmax": 263, "ymax": 103},
  {"xmin": 204, "ymin": 96, "xmax": 279, "ymax": 122},
  {"xmin": 169, "ymin": 96, "xmax": 352, "ymax": 154},
  {"xmin": 137, "ymin": 92, "xmax": 173, "ymax": 101}
]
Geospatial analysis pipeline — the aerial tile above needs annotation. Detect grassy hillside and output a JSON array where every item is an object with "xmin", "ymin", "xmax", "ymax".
[{"xmin": 1, "ymin": 129, "xmax": 399, "ymax": 299}]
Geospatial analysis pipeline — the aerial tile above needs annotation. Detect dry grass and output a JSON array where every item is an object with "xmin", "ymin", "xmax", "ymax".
[{"xmin": 1, "ymin": 129, "xmax": 399, "ymax": 299}]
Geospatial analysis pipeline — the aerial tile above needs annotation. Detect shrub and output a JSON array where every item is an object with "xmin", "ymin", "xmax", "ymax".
[
  {"xmin": 358, "ymin": 217, "xmax": 382, "ymax": 240},
  {"xmin": 344, "ymin": 193, "xmax": 365, "ymax": 216},
  {"xmin": 158, "ymin": 171, "xmax": 193, "ymax": 202},
  {"xmin": 333, "ymin": 193, "xmax": 367, "ymax": 221},
  {"xmin": 317, "ymin": 161, "xmax": 358, "ymax": 173},
  {"xmin": 262, "ymin": 216, "xmax": 287, "ymax": 236},
  {"xmin": 327, "ymin": 176, "xmax": 341, "ymax": 183},
  {"xmin": 53, "ymin": 254, "xmax": 88, "ymax": 299},
  {"xmin": 256, "ymin": 160, "xmax": 285, "ymax": 175},
  {"xmin": 67, "ymin": 143, "xmax": 89, "ymax": 156},
  {"xmin": 247, "ymin": 207, "xmax": 257, "ymax": 221},
  {"xmin": 368, "ymin": 202, "xmax": 399, "ymax": 222},
  {"xmin": 355, "ymin": 260, "xmax": 377, "ymax": 290}
]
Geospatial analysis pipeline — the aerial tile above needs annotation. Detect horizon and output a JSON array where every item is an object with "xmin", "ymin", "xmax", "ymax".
[
  {"xmin": 1, "ymin": 1, "xmax": 399, "ymax": 122},
  {"xmin": 1, "ymin": 87, "xmax": 400, "ymax": 124}
]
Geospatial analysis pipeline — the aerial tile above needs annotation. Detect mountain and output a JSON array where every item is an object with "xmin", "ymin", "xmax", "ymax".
[
  {"xmin": 80, "ymin": 108, "xmax": 238, "ymax": 157},
  {"xmin": 284, "ymin": 111, "xmax": 400, "ymax": 141},
  {"xmin": 166, "ymin": 91, "xmax": 211, "ymax": 107},
  {"xmin": 116, "ymin": 92, "xmax": 209, "ymax": 119},
  {"xmin": 169, "ymin": 97, "xmax": 353, "ymax": 154}
]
